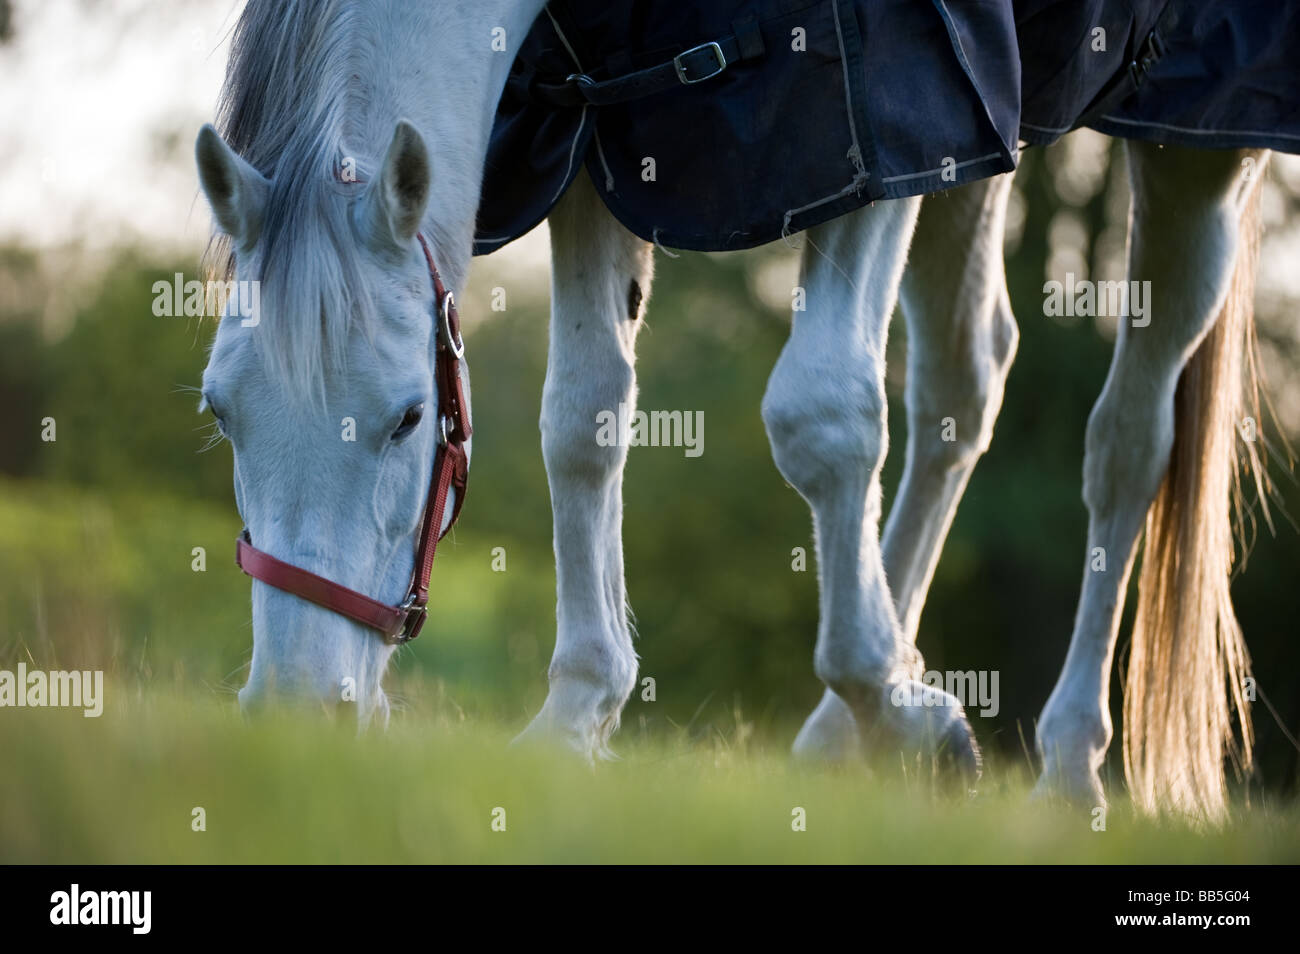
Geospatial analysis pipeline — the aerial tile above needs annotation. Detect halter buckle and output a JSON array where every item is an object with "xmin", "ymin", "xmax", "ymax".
[
  {"xmin": 440, "ymin": 292, "xmax": 465, "ymax": 358},
  {"xmin": 389, "ymin": 594, "xmax": 428, "ymax": 645}
]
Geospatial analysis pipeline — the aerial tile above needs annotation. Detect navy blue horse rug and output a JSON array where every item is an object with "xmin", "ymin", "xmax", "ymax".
[{"xmin": 474, "ymin": 0, "xmax": 1300, "ymax": 255}]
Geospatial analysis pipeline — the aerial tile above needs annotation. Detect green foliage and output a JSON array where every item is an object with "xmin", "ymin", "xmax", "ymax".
[{"xmin": 34, "ymin": 254, "xmax": 236, "ymax": 501}]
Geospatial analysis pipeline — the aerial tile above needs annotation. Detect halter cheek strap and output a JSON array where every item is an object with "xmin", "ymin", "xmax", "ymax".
[{"xmin": 235, "ymin": 232, "xmax": 471, "ymax": 645}]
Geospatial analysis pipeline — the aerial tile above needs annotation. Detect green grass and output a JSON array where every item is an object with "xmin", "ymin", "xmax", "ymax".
[
  {"xmin": 3, "ymin": 479, "xmax": 1300, "ymax": 863},
  {"xmin": 3, "ymin": 690, "xmax": 1298, "ymax": 864}
]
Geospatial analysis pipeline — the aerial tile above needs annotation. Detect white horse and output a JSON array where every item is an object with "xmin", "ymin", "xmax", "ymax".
[{"xmin": 197, "ymin": 0, "xmax": 1268, "ymax": 821}]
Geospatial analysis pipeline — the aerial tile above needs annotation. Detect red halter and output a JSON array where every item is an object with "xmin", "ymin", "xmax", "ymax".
[{"xmin": 235, "ymin": 233, "xmax": 471, "ymax": 645}]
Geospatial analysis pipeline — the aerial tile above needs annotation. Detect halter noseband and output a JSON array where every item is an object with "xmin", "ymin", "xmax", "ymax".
[{"xmin": 234, "ymin": 233, "xmax": 471, "ymax": 645}]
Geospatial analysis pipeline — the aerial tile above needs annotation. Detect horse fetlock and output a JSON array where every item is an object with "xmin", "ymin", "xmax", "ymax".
[
  {"xmin": 549, "ymin": 639, "xmax": 637, "ymax": 694},
  {"xmin": 813, "ymin": 643, "xmax": 894, "ymax": 710},
  {"xmin": 1033, "ymin": 704, "xmax": 1109, "ymax": 805},
  {"xmin": 1036, "ymin": 701, "xmax": 1111, "ymax": 764},
  {"xmin": 527, "ymin": 643, "xmax": 637, "ymax": 752},
  {"xmin": 517, "ymin": 667, "xmax": 635, "ymax": 761}
]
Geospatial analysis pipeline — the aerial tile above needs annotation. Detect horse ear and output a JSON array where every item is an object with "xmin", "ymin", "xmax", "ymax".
[
  {"xmin": 361, "ymin": 120, "xmax": 431, "ymax": 254},
  {"xmin": 195, "ymin": 124, "xmax": 269, "ymax": 250}
]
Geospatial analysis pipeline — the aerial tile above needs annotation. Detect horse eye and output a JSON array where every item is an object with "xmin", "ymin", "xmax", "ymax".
[
  {"xmin": 203, "ymin": 397, "xmax": 228, "ymax": 435},
  {"xmin": 391, "ymin": 402, "xmax": 424, "ymax": 442}
]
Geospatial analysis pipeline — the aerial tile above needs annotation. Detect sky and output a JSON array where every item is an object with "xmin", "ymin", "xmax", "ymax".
[
  {"xmin": 0, "ymin": 0, "xmax": 235, "ymax": 251},
  {"xmin": 0, "ymin": 0, "xmax": 552, "ymax": 286}
]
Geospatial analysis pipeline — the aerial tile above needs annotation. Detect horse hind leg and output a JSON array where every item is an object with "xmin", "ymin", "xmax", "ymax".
[
  {"xmin": 515, "ymin": 169, "xmax": 652, "ymax": 759},
  {"xmin": 886, "ymin": 174, "xmax": 1018, "ymax": 639},
  {"xmin": 792, "ymin": 175, "xmax": 1018, "ymax": 761},
  {"xmin": 765, "ymin": 196, "xmax": 979, "ymax": 779},
  {"xmin": 1034, "ymin": 141, "xmax": 1266, "ymax": 816}
]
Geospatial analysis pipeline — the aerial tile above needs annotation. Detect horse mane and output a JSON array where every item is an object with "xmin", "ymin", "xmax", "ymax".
[{"xmin": 203, "ymin": 0, "xmax": 381, "ymax": 402}]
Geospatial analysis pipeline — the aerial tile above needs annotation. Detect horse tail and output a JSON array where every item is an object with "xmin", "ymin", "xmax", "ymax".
[{"xmin": 1123, "ymin": 178, "xmax": 1268, "ymax": 821}]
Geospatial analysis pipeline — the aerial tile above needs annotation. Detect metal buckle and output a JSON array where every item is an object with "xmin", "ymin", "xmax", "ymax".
[
  {"xmin": 439, "ymin": 292, "xmax": 464, "ymax": 358},
  {"xmin": 389, "ymin": 595, "xmax": 427, "ymax": 645},
  {"xmin": 674, "ymin": 42, "xmax": 726, "ymax": 85}
]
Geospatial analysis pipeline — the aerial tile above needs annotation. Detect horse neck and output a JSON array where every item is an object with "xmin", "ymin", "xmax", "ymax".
[{"xmin": 342, "ymin": 0, "xmax": 548, "ymax": 292}]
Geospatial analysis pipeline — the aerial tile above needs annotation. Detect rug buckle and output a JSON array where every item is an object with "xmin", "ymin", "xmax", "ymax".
[{"xmin": 674, "ymin": 41, "xmax": 727, "ymax": 85}]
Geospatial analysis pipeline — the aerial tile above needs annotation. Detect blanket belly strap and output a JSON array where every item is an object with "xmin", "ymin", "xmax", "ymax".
[{"xmin": 528, "ymin": 33, "xmax": 756, "ymax": 108}]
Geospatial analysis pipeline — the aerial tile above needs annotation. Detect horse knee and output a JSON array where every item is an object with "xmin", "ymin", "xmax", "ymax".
[
  {"xmin": 541, "ymin": 356, "xmax": 635, "ymax": 488},
  {"xmin": 761, "ymin": 358, "xmax": 886, "ymax": 500}
]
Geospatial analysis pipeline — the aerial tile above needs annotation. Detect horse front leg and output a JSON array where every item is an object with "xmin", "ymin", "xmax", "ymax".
[
  {"xmin": 765, "ymin": 196, "xmax": 979, "ymax": 778},
  {"xmin": 515, "ymin": 170, "xmax": 653, "ymax": 760},
  {"xmin": 794, "ymin": 176, "xmax": 1019, "ymax": 760}
]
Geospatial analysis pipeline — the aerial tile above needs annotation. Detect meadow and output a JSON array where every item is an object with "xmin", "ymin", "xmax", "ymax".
[{"xmin": 4, "ymin": 690, "xmax": 1300, "ymax": 864}]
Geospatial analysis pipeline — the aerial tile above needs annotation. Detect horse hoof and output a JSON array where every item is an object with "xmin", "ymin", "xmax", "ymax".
[
  {"xmin": 875, "ymin": 678, "xmax": 982, "ymax": 788},
  {"xmin": 510, "ymin": 717, "xmax": 593, "ymax": 762},
  {"xmin": 939, "ymin": 712, "xmax": 983, "ymax": 785},
  {"xmin": 1030, "ymin": 764, "xmax": 1105, "ymax": 809}
]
